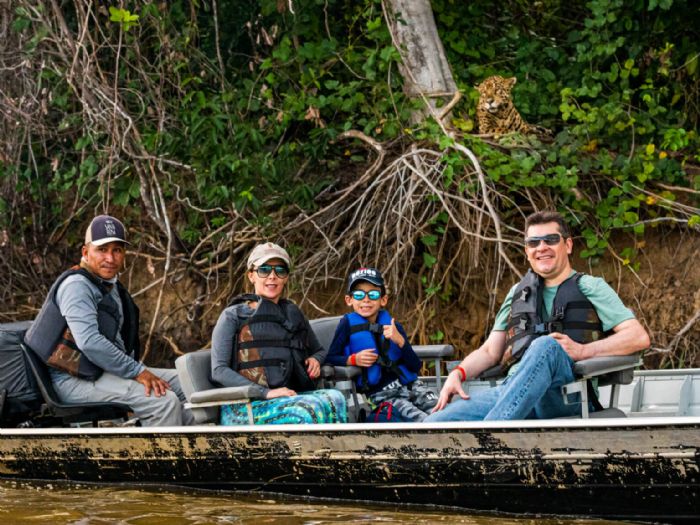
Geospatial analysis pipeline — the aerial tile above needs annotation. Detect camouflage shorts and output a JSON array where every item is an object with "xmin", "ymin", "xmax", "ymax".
[{"xmin": 369, "ymin": 379, "xmax": 438, "ymax": 422}]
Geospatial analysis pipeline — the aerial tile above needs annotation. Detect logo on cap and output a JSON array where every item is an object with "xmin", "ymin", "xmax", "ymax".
[
  {"xmin": 104, "ymin": 220, "xmax": 117, "ymax": 236},
  {"xmin": 85, "ymin": 215, "xmax": 128, "ymax": 246},
  {"xmin": 347, "ymin": 266, "xmax": 384, "ymax": 293},
  {"xmin": 350, "ymin": 268, "xmax": 377, "ymax": 280}
]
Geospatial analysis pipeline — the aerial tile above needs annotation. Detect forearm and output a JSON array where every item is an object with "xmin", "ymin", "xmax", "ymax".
[
  {"xmin": 397, "ymin": 324, "xmax": 421, "ymax": 372},
  {"xmin": 454, "ymin": 331, "xmax": 506, "ymax": 379},
  {"xmin": 579, "ymin": 318, "xmax": 650, "ymax": 359},
  {"xmin": 72, "ymin": 327, "xmax": 145, "ymax": 377},
  {"xmin": 306, "ymin": 326, "xmax": 328, "ymax": 364},
  {"xmin": 326, "ymin": 319, "xmax": 350, "ymax": 366}
]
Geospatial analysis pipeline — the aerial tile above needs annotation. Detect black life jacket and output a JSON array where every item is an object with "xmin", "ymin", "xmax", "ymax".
[
  {"xmin": 231, "ymin": 294, "xmax": 315, "ymax": 392},
  {"xmin": 24, "ymin": 267, "xmax": 140, "ymax": 381},
  {"xmin": 501, "ymin": 270, "xmax": 605, "ymax": 371}
]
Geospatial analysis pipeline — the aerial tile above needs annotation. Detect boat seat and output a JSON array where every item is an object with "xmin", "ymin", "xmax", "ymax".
[
  {"xmin": 561, "ymin": 353, "xmax": 643, "ymax": 418},
  {"xmin": 174, "ymin": 350, "xmax": 255, "ymax": 424},
  {"xmin": 20, "ymin": 343, "xmax": 132, "ymax": 427},
  {"xmin": 309, "ymin": 315, "xmax": 454, "ymax": 421}
]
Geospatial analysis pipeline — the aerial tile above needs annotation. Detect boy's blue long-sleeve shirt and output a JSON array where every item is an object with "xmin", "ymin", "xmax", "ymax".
[{"xmin": 326, "ymin": 313, "xmax": 422, "ymax": 393}]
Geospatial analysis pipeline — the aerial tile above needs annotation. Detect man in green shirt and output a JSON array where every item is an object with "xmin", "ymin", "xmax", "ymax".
[{"xmin": 425, "ymin": 210, "xmax": 650, "ymax": 421}]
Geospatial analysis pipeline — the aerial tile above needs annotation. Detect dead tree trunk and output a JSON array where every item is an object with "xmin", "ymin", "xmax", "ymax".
[{"xmin": 383, "ymin": 0, "xmax": 457, "ymax": 120}]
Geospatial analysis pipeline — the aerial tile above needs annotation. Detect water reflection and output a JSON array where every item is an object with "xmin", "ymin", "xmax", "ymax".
[{"xmin": 0, "ymin": 480, "xmax": 631, "ymax": 525}]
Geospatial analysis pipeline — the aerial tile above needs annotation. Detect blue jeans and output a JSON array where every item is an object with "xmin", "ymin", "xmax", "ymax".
[{"xmin": 425, "ymin": 336, "xmax": 586, "ymax": 422}]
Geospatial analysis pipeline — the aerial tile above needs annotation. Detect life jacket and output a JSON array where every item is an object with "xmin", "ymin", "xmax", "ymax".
[
  {"xmin": 24, "ymin": 266, "xmax": 140, "ymax": 381},
  {"xmin": 344, "ymin": 310, "xmax": 417, "ymax": 390},
  {"xmin": 500, "ymin": 270, "xmax": 605, "ymax": 372},
  {"xmin": 232, "ymin": 294, "xmax": 315, "ymax": 392}
]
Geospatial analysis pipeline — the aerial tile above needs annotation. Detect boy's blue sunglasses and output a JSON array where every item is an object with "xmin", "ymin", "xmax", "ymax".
[
  {"xmin": 255, "ymin": 264, "xmax": 289, "ymax": 278},
  {"xmin": 351, "ymin": 290, "xmax": 382, "ymax": 301}
]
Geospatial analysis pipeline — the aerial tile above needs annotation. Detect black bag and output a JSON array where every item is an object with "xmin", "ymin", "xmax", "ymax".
[{"xmin": 0, "ymin": 321, "xmax": 41, "ymax": 425}]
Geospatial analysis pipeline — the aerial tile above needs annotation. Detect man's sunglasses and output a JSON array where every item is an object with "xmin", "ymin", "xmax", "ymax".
[
  {"xmin": 351, "ymin": 290, "xmax": 383, "ymax": 301},
  {"xmin": 524, "ymin": 233, "xmax": 564, "ymax": 248},
  {"xmin": 255, "ymin": 264, "xmax": 290, "ymax": 278}
]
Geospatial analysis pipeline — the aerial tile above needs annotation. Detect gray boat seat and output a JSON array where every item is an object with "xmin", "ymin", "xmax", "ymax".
[
  {"xmin": 562, "ymin": 353, "xmax": 643, "ymax": 418},
  {"xmin": 175, "ymin": 350, "xmax": 255, "ymax": 424},
  {"xmin": 20, "ymin": 342, "xmax": 132, "ymax": 427}
]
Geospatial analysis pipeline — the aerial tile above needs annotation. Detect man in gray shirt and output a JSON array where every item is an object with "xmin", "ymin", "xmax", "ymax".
[{"xmin": 25, "ymin": 215, "xmax": 193, "ymax": 426}]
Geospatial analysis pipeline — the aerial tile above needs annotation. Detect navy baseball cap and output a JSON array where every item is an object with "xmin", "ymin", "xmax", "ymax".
[
  {"xmin": 347, "ymin": 267, "xmax": 385, "ymax": 293},
  {"xmin": 84, "ymin": 215, "xmax": 129, "ymax": 246}
]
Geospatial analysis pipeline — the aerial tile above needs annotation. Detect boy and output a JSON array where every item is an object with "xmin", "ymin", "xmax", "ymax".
[{"xmin": 326, "ymin": 267, "xmax": 437, "ymax": 421}]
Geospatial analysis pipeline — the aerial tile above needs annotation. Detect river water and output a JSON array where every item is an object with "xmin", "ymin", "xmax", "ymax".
[{"xmin": 0, "ymin": 480, "xmax": 632, "ymax": 524}]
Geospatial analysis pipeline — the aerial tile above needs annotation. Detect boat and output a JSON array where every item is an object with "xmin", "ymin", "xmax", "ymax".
[{"xmin": 1, "ymin": 320, "xmax": 699, "ymax": 522}]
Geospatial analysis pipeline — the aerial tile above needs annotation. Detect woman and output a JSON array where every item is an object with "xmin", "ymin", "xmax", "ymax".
[{"xmin": 211, "ymin": 242, "xmax": 346, "ymax": 425}]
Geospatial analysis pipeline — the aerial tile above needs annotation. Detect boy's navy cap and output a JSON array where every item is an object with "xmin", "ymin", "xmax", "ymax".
[
  {"xmin": 85, "ymin": 215, "xmax": 129, "ymax": 246},
  {"xmin": 347, "ymin": 267, "xmax": 384, "ymax": 293}
]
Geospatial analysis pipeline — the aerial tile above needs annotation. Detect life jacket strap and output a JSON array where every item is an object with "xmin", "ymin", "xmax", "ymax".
[
  {"xmin": 238, "ymin": 338, "xmax": 303, "ymax": 350},
  {"xmin": 242, "ymin": 314, "xmax": 296, "ymax": 332},
  {"xmin": 238, "ymin": 358, "xmax": 287, "ymax": 370},
  {"xmin": 349, "ymin": 322, "xmax": 383, "ymax": 335}
]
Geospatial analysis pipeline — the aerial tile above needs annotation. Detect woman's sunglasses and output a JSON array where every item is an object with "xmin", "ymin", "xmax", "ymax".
[
  {"xmin": 524, "ymin": 233, "xmax": 564, "ymax": 248},
  {"xmin": 351, "ymin": 290, "xmax": 382, "ymax": 301},
  {"xmin": 255, "ymin": 264, "xmax": 290, "ymax": 278}
]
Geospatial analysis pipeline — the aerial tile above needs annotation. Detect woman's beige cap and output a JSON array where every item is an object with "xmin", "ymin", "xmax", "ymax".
[{"xmin": 246, "ymin": 242, "xmax": 291, "ymax": 268}]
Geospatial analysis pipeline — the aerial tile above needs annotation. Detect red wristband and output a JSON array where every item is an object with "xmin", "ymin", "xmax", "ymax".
[
  {"xmin": 350, "ymin": 354, "xmax": 357, "ymax": 366},
  {"xmin": 455, "ymin": 365, "xmax": 467, "ymax": 382}
]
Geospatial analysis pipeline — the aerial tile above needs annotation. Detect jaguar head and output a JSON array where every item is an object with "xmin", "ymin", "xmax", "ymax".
[{"xmin": 476, "ymin": 76, "xmax": 517, "ymax": 115}]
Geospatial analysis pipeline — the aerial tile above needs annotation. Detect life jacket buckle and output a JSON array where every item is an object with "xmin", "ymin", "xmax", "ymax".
[
  {"xmin": 533, "ymin": 323, "xmax": 549, "ymax": 334},
  {"xmin": 551, "ymin": 306, "xmax": 566, "ymax": 320},
  {"xmin": 547, "ymin": 321, "xmax": 564, "ymax": 333},
  {"xmin": 367, "ymin": 323, "xmax": 382, "ymax": 334}
]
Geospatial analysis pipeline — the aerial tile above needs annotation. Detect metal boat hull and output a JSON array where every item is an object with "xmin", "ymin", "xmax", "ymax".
[{"xmin": 1, "ymin": 418, "xmax": 698, "ymax": 521}]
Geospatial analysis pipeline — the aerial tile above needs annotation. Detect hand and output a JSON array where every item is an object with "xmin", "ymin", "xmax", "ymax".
[
  {"xmin": 383, "ymin": 318, "xmax": 405, "ymax": 347},
  {"xmin": 549, "ymin": 332, "xmax": 587, "ymax": 361},
  {"xmin": 305, "ymin": 357, "xmax": 321, "ymax": 379},
  {"xmin": 348, "ymin": 349, "xmax": 378, "ymax": 367},
  {"xmin": 134, "ymin": 369, "xmax": 171, "ymax": 397},
  {"xmin": 431, "ymin": 369, "xmax": 469, "ymax": 412},
  {"xmin": 266, "ymin": 387, "xmax": 296, "ymax": 399}
]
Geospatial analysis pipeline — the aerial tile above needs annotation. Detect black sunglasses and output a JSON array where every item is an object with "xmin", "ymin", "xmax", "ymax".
[
  {"xmin": 524, "ymin": 233, "xmax": 564, "ymax": 248},
  {"xmin": 351, "ymin": 290, "xmax": 382, "ymax": 301},
  {"xmin": 255, "ymin": 264, "xmax": 290, "ymax": 278}
]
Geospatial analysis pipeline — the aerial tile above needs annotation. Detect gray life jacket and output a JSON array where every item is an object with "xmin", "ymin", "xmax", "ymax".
[
  {"xmin": 232, "ymin": 294, "xmax": 315, "ymax": 392},
  {"xmin": 500, "ymin": 270, "xmax": 605, "ymax": 372},
  {"xmin": 24, "ymin": 267, "xmax": 140, "ymax": 381}
]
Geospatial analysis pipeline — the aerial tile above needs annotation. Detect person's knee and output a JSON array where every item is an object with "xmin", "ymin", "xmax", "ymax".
[
  {"xmin": 529, "ymin": 335, "xmax": 557, "ymax": 352},
  {"xmin": 291, "ymin": 399, "xmax": 319, "ymax": 424},
  {"xmin": 145, "ymin": 390, "xmax": 183, "ymax": 426},
  {"xmin": 323, "ymin": 389, "xmax": 346, "ymax": 407},
  {"xmin": 521, "ymin": 336, "xmax": 564, "ymax": 362}
]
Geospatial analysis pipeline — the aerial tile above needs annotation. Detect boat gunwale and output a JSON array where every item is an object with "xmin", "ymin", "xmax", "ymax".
[{"xmin": 2, "ymin": 415, "xmax": 700, "ymax": 436}]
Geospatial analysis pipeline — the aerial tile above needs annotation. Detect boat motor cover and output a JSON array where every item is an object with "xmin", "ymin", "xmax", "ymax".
[{"xmin": 0, "ymin": 322, "xmax": 41, "ymax": 423}]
